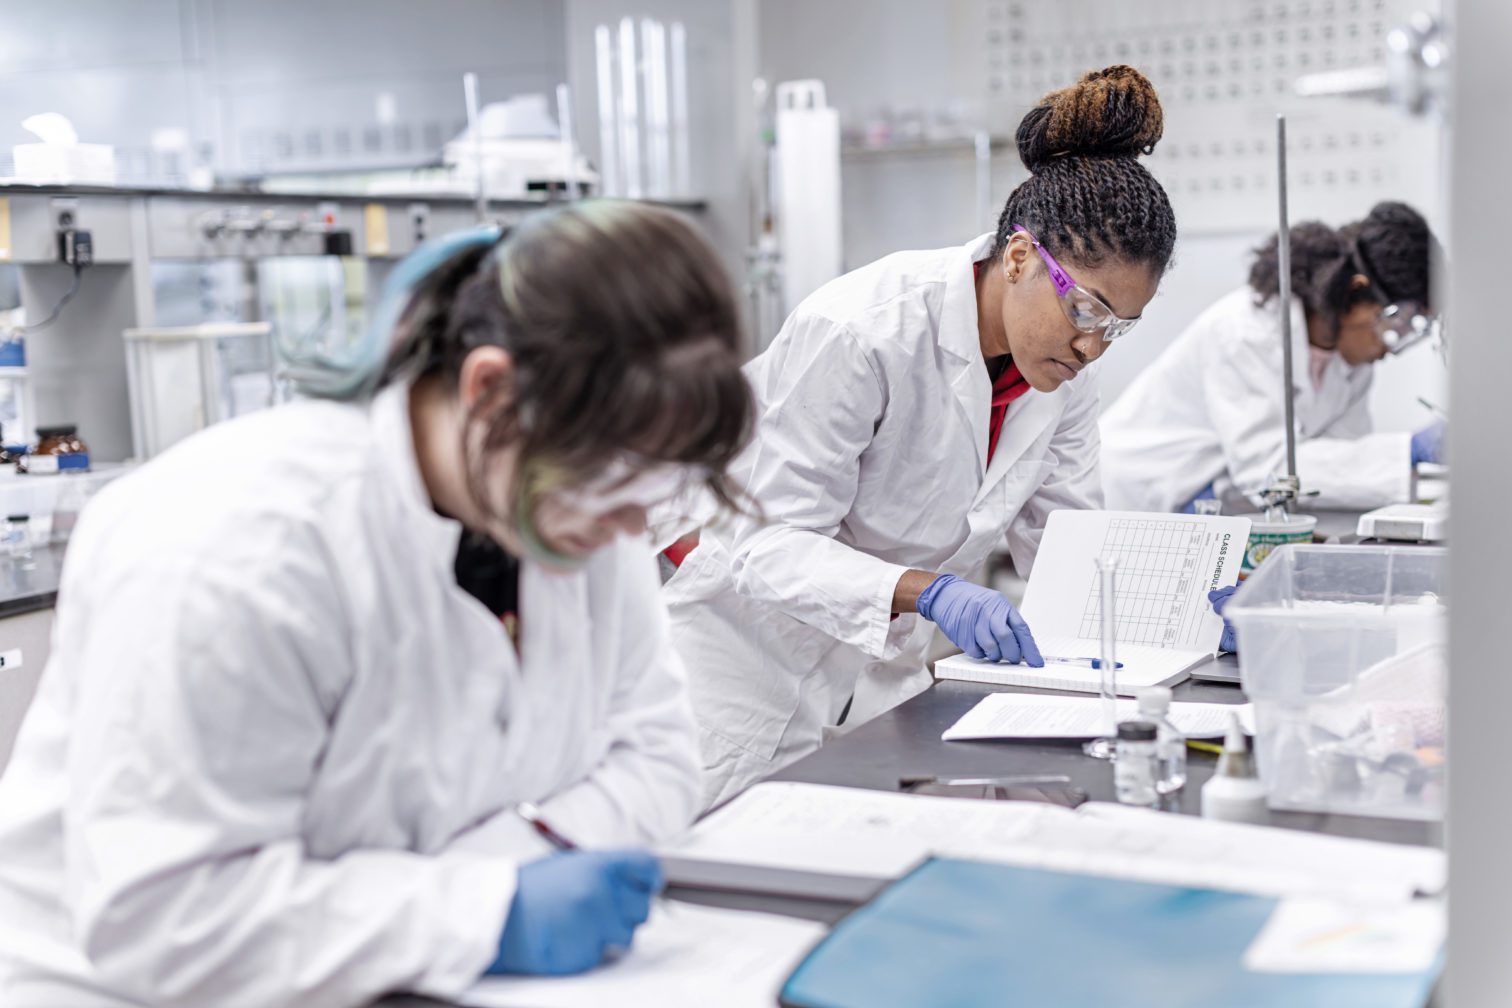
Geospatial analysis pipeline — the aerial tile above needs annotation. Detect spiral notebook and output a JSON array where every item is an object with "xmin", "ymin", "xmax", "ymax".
[{"xmin": 935, "ymin": 510, "xmax": 1251, "ymax": 694}]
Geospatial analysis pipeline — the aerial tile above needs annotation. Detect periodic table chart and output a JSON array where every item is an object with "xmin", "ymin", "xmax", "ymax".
[{"xmin": 977, "ymin": 0, "xmax": 1441, "ymax": 232}]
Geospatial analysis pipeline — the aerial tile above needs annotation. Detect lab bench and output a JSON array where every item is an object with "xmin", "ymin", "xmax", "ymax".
[
  {"xmin": 0, "ymin": 544, "xmax": 61, "ymax": 773},
  {"xmin": 378, "ymin": 655, "xmax": 1437, "ymax": 1008}
]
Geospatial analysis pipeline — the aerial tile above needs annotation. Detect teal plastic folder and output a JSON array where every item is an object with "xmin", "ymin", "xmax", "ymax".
[{"xmin": 779, "ymin": 857, "xmax": 1440, "ymax": 1008}]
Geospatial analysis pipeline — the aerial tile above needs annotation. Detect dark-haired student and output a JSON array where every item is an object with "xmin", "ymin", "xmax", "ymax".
[
  {"xmin": 0, "ymin": 201, "xmax": 756, "ymax": 1005},
  {"xmin": 1102, "ymin": 201, "xmax": 1444, "ymax": 514},
  {"xmin": 659, "ymin": 65, "xmax": 1179, "ymax": 806}
]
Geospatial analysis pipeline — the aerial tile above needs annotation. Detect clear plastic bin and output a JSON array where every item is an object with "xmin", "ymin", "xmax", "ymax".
[{"xmin": 1227, "ymin": 544, "xmax": 1446, "ymax": 821}]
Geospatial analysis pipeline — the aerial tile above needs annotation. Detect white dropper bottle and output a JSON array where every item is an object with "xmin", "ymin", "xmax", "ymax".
[{"xmin": 1200, "ymin": 713, "xmax": 1269, "ymax": 824}]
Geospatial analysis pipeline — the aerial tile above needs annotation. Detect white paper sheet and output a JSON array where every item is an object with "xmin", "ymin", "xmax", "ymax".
[
  {"xmin": 1243, "ymin": 897, "xmax": 1445, "ymax": 973},
  {"xmin": 459, "ymin": 902, "xmax": 826, "ymax": 1008},
  {"xmin": 941, "ymin": 692, "xmax": 1256, "ymax": 740},
  {"xmin": 661, "ymin": 781, "xmax": 1059, "ymax": 882},
  {"xmin": 660, "ymin": 783, "xmax": 1444, "ymax": 908},
  {"xmin": 945, "ymin": 802, "xmax": 1445, "ymax": 905}
]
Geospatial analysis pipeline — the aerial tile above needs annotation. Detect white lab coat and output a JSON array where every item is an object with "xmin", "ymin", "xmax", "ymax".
[
  {"xmin": 1101, "ymin": 288, "xmax": 1412, "ymax": 514},
  {"xmin": 663, "ymin": 234, "xmax": 1103, "ymax": 807},
  {"xmin": 0, "ymin": 385, "xmax": 700, "ymax": 1008}
]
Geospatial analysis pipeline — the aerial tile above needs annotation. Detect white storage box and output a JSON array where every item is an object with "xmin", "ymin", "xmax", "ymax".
[
  {"xmin": 1227, "ymin": 544, "xmax": 1446, "ymax": 821},
  {"xmin": 124, "ymin": 323, "xmax": 280, "ymax": 459},
  {"xmin": 12, "ymin": 142, "xmax": 116, "ymax": 185}
]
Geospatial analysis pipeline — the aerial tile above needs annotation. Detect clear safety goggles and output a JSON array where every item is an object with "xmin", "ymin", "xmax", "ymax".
[
  {"xmin": 1012, "ymin": 225, "xmax": 1141, "ymax": 342},
  {"xmin": 551, "ymin": 456, "xmax": 702, "ymax": 517},
  {"xmin": 1376, "ymin": 300, "xmax": 1442, "ymax": 356}
]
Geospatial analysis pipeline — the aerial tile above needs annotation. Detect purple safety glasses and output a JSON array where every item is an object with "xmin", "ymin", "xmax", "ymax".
[{"xmin": 1012, "ymin": 225, "xmax": 1141, "ymax": 341}]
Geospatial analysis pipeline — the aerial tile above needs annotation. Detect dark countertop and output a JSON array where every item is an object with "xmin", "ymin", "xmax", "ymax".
[
  {"xmin": 379, "ymin": 657, "xmax": 1439, "ymax": 1006},
  {"xmin": 0, "ymin": 543, "xmax": 64, "ymax": 619},
  {"xmin": 769, "ymin": 664, "xmax": 1438, "ymax": 848}
]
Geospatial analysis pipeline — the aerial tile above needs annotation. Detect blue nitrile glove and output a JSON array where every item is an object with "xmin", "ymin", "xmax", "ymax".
[
  {"xmin": 489, "ymin": 850, "xmax": 664, "ymax": 976},
  {"xmin": 917, "ymin": 574, "xmax": 1044, "ymax": 666},
  {"xmin": 1181, "ymin": 483, "xmax": 1218, "ymax": 515},
  {"xmin": 1208, "ymin": 586, "xmax": 1238, "ymax": 653},
  {"xmin": 1411, "ymin": 419, "xmax": 1446, "ymax": 466}
]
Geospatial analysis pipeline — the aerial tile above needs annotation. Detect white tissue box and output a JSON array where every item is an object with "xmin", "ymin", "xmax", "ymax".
[{"xmin": 12, "ymin": 143, "xmax": 116, "ymax": 185}]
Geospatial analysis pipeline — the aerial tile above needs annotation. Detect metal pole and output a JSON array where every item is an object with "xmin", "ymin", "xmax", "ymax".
[
  {"xmin": 974, "ymin": 129, "xmax": 992, "ymax": 232},
  {"xmin": 463, "ymin": 72, "xmax": 487, "ymax": 224},
  {"xmin": 1275, "ymin": 114, "xmax": 1298, "ymax": 479}
]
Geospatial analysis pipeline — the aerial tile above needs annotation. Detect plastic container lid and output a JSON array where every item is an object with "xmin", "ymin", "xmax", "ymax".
[
  {"xmin": 1117, "ymin": 720, "xmax": 1157, "ymax": 742},
  {"xmin": 35, "ymin": 424, "xmax": 77, "ymax": 438}
]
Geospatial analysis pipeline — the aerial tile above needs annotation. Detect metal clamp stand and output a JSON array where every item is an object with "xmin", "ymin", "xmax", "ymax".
[{"xmin": 1263, "ymin": 114, "xmax": 1304, "ymax": 522}]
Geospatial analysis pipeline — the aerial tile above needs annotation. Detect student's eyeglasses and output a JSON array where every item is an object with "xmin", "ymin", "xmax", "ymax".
[
  {"xmin": 1012, "ymin": 225, "xmax": 1141, "ymax": 342},
  {"xmin": 1375, "ymin": 301, "xmax": 1441, "ymax": 356},
  {"xmin": 1350, "ymin": 236, "xmax": 1442, "ymax": 356}
]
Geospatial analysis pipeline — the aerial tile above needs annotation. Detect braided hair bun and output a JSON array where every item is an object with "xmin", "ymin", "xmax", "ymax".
[
  {"xmin": 1017, "ymin": 64, "xmax": 1164, "ymax": 171},
  {"xmin": 991, "ymin": 64, "xmax": 1175, "ymax": 272}
]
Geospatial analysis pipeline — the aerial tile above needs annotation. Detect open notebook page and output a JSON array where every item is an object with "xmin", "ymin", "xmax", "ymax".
[
  {"xmin": 460, "ymin": 903, "xmax": 825, "ymax": 1008},
  {"xmin": 937, "ymin": 511, "xmax": 1250, "ymax": 690},
  {"xmin": 1021, "ymin": 511, "xmax": 1250, "ymax": 649}
]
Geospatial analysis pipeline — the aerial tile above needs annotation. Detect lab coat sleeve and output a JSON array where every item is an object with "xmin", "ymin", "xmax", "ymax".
[
  {"xmin": 1203, "ymin": 323, "xmax": 1411, "ymax": 509},
  {"xmin": 62, "ymin": 545, "xmax": 515, "ymax": 1008},
  {"xmin": 534, "ymin": 539, "xmax": 702, "ymax": 847},
  {"xmin": 1005, "ymin": 370, "xmax": 1105, "ymax": 575},
  {"xmin": 723, "ymin": 312, "xmax": 914, "ymax": 660},
  {"xmin": 1293, "ymin": 387, "xmax": 1413, "ymax": 509}
]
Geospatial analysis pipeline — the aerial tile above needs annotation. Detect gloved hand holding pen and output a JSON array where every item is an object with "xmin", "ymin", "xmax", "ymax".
[
  {"xmin": 917, "ymin": 574, "xmax": 1044, "ymax": 666},
  {"xmin": 489, "ymin": 849, "xmax": 664, "ymax": 976}
]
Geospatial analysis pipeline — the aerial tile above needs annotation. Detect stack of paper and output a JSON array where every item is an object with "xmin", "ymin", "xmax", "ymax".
[
  {"xmin": 941, "ymin": 692, "xmax": 1256, "ymax": 740},
  {"xmin": 660, "ymin": 782, "xmax": 1444, "ymax": 906}
]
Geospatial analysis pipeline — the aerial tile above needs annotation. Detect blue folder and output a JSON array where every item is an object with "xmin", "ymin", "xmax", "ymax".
[{"xmin": 779, "ymin": 857, "xmax": 1440, "ymax": 1008}]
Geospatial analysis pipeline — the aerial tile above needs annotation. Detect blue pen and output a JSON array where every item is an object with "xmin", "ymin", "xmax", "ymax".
[{"xmin": 1042, "ymin": 655, "xmax": 1125, "ymax": 670}]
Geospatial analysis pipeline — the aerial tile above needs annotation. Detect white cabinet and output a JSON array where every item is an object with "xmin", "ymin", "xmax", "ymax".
[{"xmin": 0, "ymin": 606, "xmax": 53, "ymax": 776}]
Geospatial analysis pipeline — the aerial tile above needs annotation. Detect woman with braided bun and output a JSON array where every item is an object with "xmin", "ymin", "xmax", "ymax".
[
  {"xmin": 661, "ymin": 65, "xmax": 1178, "ymax": 806},
  {"xmin": 1102, "ymin": 201, "xmax": 1444, "ymax": 515}
]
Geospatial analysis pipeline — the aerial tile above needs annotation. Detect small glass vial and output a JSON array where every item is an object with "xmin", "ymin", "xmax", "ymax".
[
  {"xmin": 1137, "ymin": 686, "xmax": 1188, "ymax": 793},
  {"xmin": 1114, "ymin": 720, "xmax": 1159, "ymax": 807},
  {"xmin": 3, "ymin": 514, "xmax": 34, "ymax": 569}
]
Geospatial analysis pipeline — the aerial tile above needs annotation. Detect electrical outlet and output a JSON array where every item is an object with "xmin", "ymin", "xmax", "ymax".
[{"xmin": 57, "ymin": 228, "xmax": 92, "ymax": 267}]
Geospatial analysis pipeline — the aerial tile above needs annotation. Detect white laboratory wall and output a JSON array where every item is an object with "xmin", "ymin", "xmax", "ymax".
[
  {"xmin": 564, "ymin": 0, "xmax": 758, "ymax": 333},
  {"xmin": 210, "ymin": 0, "xmax": 568, "ymax": 178},
  {"xmin": 758, "ymin": 0, "xmax": 1018, "ymax": 270},
  {"xmin": 0, "ymin": 0, "xmax": 570, "ymax": 183}
]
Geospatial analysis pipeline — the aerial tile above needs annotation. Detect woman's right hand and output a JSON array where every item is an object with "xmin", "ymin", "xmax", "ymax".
[
  {"xmin": 488, "ymin": 850, "xmax": 664, "ymax": 976},
  {"xmin": 917, "ymin": 574, "xmax": 1043, "ymax": 665}
]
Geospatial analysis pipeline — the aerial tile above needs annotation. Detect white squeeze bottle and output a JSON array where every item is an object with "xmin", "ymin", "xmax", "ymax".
[{"xmin": 1201, "ymin": 713, "xmax": 1269, "ymax": 825}]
